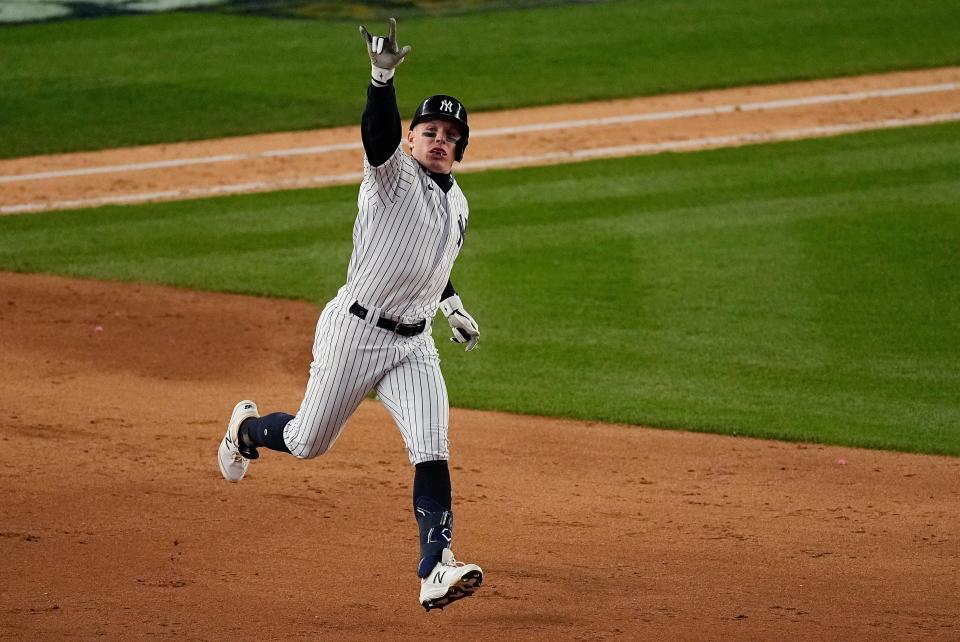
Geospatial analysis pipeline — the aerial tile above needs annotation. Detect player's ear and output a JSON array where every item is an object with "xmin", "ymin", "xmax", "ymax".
[{"xmin": 406, "ymin": 128, "xmax": 416, "ymax": 149}]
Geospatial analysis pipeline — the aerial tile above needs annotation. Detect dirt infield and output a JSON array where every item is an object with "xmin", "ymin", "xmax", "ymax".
[
  {"xmin": 2, "ymin": 66, "xmax": 959, "ymax": 214},
  {"xmin": 2, "ymin": 272, "xmax": 959, "ymax": 640},
  {"xmin": 3, "ymin": 68, "xmax": 960, "ymax": 639}
]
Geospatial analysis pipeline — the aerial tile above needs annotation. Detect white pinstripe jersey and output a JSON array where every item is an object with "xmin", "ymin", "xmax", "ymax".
[{"xmin": 339, "ymin": 144, "xmax": 469, "ymax": 322}]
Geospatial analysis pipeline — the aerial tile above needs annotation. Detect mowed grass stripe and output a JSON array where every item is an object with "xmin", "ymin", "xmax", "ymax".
[
  {"xmin": 1, "ymin": 123, "xmax": 958, "ymax": 454},
  {"xmin": 2, "ymin": 0, "xmax": 960, "ymax": 157}
]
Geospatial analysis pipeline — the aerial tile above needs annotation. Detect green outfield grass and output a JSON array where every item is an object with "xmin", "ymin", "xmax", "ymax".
[
  {"xmin": 2, "ymin": 123, "xmax": 959, "ymax": 454},
  {"xmin": 2, "ymin": 0, "xmax": 959, "ymax": 158}
]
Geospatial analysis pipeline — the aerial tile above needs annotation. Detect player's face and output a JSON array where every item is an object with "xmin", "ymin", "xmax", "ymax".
[{"xmin": 407, "ymin": 119, "xmax": 462, "ymax": 174}]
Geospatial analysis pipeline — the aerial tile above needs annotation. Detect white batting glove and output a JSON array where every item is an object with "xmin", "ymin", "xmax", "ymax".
[
  {"xmin": 359, "ymin": 18, "xmax": 412, "ymax": 85},
  {"xmin": 439, "ymin": 295, "xmax": 480, "ymax": 352}
]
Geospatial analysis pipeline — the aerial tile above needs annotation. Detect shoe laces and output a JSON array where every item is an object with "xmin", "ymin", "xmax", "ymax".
[
  {"xmin": 227, "ymin": 437, "xmax": 245, "ymax": 463},
  {"xmin": 442, "ymin": 554, "xmax": 465, "ymax": 569}
]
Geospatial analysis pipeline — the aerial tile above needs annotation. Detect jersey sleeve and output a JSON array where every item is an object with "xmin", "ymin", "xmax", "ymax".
[{"xmin": 360, "ymin": 146, "xmax": 415, "ymax": 211}]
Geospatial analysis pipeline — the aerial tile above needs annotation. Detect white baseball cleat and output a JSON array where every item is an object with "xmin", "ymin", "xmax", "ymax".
[
  {"xmin": 419, "ymin": 548, "xmax": 483, "ymax": 611},
  {"xmin": 217, "ymin": 400, "xmax": 259, "ymax": 482}
]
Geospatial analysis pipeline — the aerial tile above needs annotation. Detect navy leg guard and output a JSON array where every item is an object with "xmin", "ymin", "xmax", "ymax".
[{"xmin": 415, "ymin": 496, "xmax": 453, "ymax": 578}]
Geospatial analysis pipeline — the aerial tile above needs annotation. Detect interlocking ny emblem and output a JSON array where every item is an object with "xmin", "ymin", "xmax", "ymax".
[{"xmin": 440, "ymin": 99, "xmax": 454, "ymax": 113}]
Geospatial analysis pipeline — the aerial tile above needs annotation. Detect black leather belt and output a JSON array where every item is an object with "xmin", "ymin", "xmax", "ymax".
[{"xmin": 349, "ymin": 301, "xmax": 426, "ymax": 337}]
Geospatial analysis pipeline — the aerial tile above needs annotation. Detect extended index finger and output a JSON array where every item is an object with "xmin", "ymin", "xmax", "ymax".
[{"xmin": 359, "ymin": 25, "xmax": 372, "ymax": 43}]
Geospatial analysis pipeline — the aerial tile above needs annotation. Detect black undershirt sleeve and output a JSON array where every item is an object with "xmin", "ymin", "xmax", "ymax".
[
  {"xmin": 361, "ymin": 81, "xmax": 402, "ymax": 167},
  {"xmin": 441, "ymin": 280, "xmax": 456, "ymax": 301}
]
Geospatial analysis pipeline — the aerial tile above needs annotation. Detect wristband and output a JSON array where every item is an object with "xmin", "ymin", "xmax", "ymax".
[
  {"xmin": 371, "ymin": 65, "xmax": 395, "ymax": 85},
  {"xmin": 439, "ymin": 295, "xmax": 462, "ymax": 318}
]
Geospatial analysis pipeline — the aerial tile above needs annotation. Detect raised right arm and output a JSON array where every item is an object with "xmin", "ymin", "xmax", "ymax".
[{"xmin": 359, "ymin": 18, "xmax": 411, "ymax": 167}]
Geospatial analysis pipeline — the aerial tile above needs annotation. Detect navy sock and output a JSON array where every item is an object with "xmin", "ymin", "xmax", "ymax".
[
  {"xmin": 240, "ymin": 413, "xmax": 292, "ymax": 453},
  {"xmin": 413, "ymin": 459, "xmax": 451, "ymax": 512}
]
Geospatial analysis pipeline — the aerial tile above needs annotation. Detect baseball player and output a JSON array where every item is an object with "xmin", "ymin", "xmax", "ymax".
[{"xmin": 217, "ymin": 18, "xmax": 483, "ymax": 611}]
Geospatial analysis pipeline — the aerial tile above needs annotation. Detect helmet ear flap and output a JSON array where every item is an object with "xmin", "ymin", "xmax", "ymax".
[{"xmin": 455, "ymin": 138, "xmax": 468, "ymax": 162}]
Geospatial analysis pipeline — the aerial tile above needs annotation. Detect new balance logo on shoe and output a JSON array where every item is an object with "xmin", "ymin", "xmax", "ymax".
[{"xmin": 418, "ymin": 549, "xmax": 483, "ymax": 611}]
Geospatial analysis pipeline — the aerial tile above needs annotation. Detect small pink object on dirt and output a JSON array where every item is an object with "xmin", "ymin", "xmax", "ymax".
[
  {"xmin": 837, "ymin": 458, "xmax": 847, "ymax": 465},
  {"xmin": 94, "ymin": 325, "xmax": 104, "ymax": 333}
]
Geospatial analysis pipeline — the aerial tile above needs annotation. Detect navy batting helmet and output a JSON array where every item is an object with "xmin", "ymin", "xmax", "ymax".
[{"xmin": 409, "ymin": 95, "xmax": 469, "ymax": 161}]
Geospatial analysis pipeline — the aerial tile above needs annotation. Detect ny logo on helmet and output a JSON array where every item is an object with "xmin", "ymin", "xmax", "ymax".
[{"xmin": 440, "ymin": 99, "xmax": 454, "ymax": 113}]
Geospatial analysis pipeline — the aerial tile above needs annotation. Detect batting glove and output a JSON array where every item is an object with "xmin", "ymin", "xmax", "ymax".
[
  {"xmin": 439, "ymin": 294, "xmax": 480, "ymax": 352},
  {"xmin": 359, "ymin": 18, "xmax": 412, "ymax": 85}
]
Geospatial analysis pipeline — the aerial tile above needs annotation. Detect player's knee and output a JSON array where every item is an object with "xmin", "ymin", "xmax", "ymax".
[
  {"xmin": 291, "ymin": 436, "xmax": 334, "ymax": 460},
  {"xmin": 286, "ymin": 415, "xmax": 344, "ymax": 459}
]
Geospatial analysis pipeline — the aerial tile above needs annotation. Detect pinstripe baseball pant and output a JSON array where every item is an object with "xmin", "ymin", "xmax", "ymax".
[{"xmin": 282, "ymin": 295, "xmax": 449, "ymax": 464}]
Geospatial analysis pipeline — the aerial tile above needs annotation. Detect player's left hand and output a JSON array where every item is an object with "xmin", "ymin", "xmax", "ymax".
[{"xmin": 439, "ymin": 295, "xmax": 480, "ymax": 352}]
